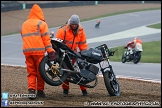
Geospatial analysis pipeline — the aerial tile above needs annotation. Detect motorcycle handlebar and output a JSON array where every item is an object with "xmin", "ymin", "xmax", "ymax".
[
  {"xmin": 108, "ymin": 49, "xmax": 118, "ymax": 56},
  {"xmin": 111, "ymin": 49, "xmax": 118, "ymax": 53}
]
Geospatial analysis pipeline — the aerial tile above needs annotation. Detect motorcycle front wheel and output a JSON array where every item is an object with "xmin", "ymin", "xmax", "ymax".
[
  {"xmin": 95, "ymin": 23, "xmax": 99, "ymax": 28},
  {"xmin": 121, "ymin": 54, "xmax": 126, "ymax": 63},
  {"xmin": 39, "ymin": 55, "xmax": 68, "ymax": 86},
  {"xmin": 103, "ymin": 70, "xmax": 120, "ymax": 96}
]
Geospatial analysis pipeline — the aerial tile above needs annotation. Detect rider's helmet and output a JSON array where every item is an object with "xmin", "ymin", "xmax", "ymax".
[
  {"xmin": 134, "ymin": 37, "xmax": 137, "ymax": 40},
  {"xmin": 69, "ymin": 14, "xmax": 80, "ymax": 25},
  {"xmin": 97, "ymin": 19, "xmax": 100, "ymax": 23}
]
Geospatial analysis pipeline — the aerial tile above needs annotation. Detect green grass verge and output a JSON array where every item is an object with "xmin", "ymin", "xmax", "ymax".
[
  {"xmin": 109, "ymin": 40, "xmax": 161, "ymax": 63},
  {"xmin": 147, "ymin": 23, "xmax": 161, "ymax": 29}
]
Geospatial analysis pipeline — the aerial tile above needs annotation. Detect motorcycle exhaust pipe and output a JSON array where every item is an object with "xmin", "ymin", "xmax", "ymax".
[{"xmin": 60, "ymin": 69, "xmax": 80, "ymax": 73}]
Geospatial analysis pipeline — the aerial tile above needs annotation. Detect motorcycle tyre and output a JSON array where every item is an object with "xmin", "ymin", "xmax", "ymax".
[
  {"xmin": 95, "ymin": 24, "xmax": 99, "ymax": 28},
  {"xmin": 121, "ymin": 54, "xmax": 126, "ymax": 63},
  {"xmin": 133, "ymin": 52, "xmax": 141, "ymax": 64},
  {"xmin": 103, "ymin": 70, "xmax": 120, "ymax": 96},
  {"xmin": 39, "ymin": 55, "xmax": 68, "ymax": 86}
]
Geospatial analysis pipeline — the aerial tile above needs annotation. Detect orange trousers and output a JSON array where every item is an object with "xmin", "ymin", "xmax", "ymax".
[
  {"xmin": 25, "ymin": 55, "xmax": 44, "ymax": 91},
  {"xmin": 62, "ymin": 59, "xmax": 86, "ymax": 90}
]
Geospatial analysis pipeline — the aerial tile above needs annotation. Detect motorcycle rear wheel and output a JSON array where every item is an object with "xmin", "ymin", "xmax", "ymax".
[
  {"xmin": 39, "ymin": 55, "xmax": 68, "ymax": 86},
  {"xmin": 103, "ymin": 70, "xmax": 120, "ymax": 96},
  {"xmin": 133, "ymin": 52, "xmax": 141, "ymax": 64}
]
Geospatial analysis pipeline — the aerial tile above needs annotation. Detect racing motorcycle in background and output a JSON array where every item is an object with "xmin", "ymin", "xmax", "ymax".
[
  {"xmin": 121, "ymin": 46, "xmax": 142, "ymax": 64},
  {"xmin": 95, "ymin": 19, "xmax": 100, "ymax": 28},
  {"xmin": 50, "ymin": 31, "xmax": 54, "ymax": 38},
  {"xmin": 39, "ymin": 36, "xmax": 120, "ymax": 96}
]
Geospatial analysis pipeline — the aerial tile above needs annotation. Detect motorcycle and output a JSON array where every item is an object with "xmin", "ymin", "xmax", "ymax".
[
  {"xmin": 39, "ymin": 38, "xmax": 120, "ymax": 96},
  {"xmin": 95, "ymin": 20, "xmax": 100, "ymax": 28},
  {"xmin": 121, "ymin": 47, "xmax": 142, "ymax": 64}
]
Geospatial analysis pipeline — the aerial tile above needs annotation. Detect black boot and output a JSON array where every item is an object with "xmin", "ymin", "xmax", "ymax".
[
  {"xmin": 28, "ymin": 88, "xmax": 36, "ymax": 100},
  {"xmin": 82, "ymin": 90, "xmax": 89, "ymax": 96},
  {"xmin": 63, "ymin": 89, "xmax": 68, "ymax": 97},
  {"xmin": 37, "ymin": 90, "xmax": 45, "ymax": 98}
]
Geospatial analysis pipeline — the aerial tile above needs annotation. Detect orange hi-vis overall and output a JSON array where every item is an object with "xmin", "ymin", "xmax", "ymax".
[
  {"xmin": 55, "ymin": 25, "xmax": 88, "ymax": 90},
  {"xmin": 20, "ymin": 4, "xmax": 54, "ymax": 91}
]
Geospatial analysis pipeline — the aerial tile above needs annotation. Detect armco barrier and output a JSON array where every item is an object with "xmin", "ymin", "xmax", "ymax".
[{"xmin": 1, "ymin": 1, "xmax": 161, "ymax": 12}]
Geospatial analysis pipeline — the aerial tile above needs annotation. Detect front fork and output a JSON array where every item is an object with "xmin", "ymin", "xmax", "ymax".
[{"xmin": 100, "ymin": 63, "xmax": 117, "ymax": 84}]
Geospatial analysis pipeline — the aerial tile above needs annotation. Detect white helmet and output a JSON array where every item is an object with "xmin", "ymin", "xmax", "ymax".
[{"xmin": 134, "ymin": 37, "xmax": 138, "ymax": 40}]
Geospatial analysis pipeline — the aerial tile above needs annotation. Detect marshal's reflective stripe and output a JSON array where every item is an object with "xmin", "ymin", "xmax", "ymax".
[
  {"xmin": 37, "ymin": 20, "xmax": 42, "ymax": 28},
  {"xmin": 76, "ymin": 41, "xmax": 86, "ymax": 44},
  {"xmin": 38, "ymin": 21, "xmax": 50, "ymax": 37},
  {"xmin": 22, "ymin": 20, "xmax": 43, "ymax": 37},
  {"xmin": 21, "ymin": 31, "xmax": 41, "ymax": 37},
  {"xmin": 23, "ymin": 48, "xmax": 45, "ymax": 52},
  {"xmin": 45, "ymin": 45, "xmax": 52, "ymax": 50},
  {"xmin": 64, "ymin": 40, "xmax": 86, "ymax": 45},
  {"xmin": 41, "ymin": 32, "xmax": 49, "ymax": 37},
  {"xmin": 63, "ymin": 40, "xmax": 68, "ymax": 43},
  {"xmin": 67, "ymin": 41, "xmax": 73, "ymax": 44}
]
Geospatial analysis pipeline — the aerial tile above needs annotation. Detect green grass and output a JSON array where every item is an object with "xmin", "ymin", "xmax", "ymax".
[
  {"xmin": 109, "ymin": 40, "xmax": 161, "ymax": 63},
  {"xmin": 147, "ymin": 23, "xmax": 161, "ymax": 29}
]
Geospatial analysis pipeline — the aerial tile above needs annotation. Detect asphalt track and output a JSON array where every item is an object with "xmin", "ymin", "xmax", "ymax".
[{"xmin": 1, "ymin": 10, "xmax": 161, "ymax": 83}]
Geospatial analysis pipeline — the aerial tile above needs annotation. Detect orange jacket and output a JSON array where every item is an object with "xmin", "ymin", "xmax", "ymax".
[
  {"xmin": 20, "ymin": 4, "xmax": 54, "ymax": 55},
  {"xmin": 134, "ymin": 38, "xmax": 142, "ymax": 44},
  {"xmin": 55, "ymin": 25, "xmax": 88, "ymax": 52}
]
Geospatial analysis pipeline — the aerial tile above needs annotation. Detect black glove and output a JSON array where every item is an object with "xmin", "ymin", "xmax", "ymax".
[
  {"xmin": 109, "ymin": 51, "xmax": 114, "ymax": 56},
  {"xmin": 48, "ymin": 51, "xmax": 57, "ymax": 61},
  {"xmin": 124, "ymin": 46, "xmax": 127, "ymax": 49}
]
